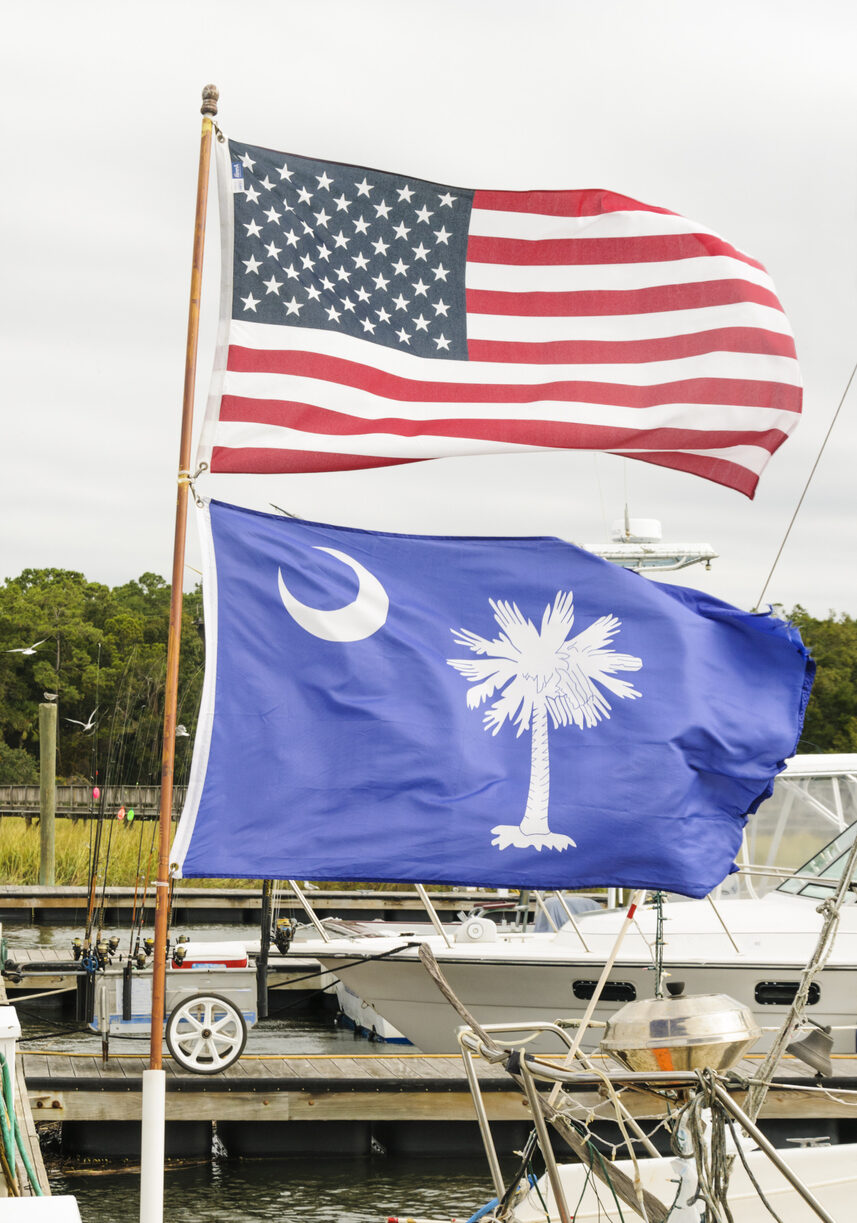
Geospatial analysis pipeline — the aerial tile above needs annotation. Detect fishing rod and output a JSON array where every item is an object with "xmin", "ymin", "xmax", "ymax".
[
  {"xmin": 84, "ymin": 650, "xmax": 138, "ymax": 945},
  {"xmin": 128, "ymin": 664, "xmax": 202, "ymax": 959},
  {"xmin": 94, "ymin": 664, "xmax": 139, "ymax": 941},
  {"xmin": 128, "ymin": 667, "xmax": 168, "ymax": 958}
]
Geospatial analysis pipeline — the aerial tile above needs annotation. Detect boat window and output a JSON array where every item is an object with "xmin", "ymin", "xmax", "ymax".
[
  {"xmin": 717, "ymin": 762, "xmax": 857, "ymax": 901},
  {"xmin": 776, "ymin": 821, "xmax": 857, "ymax": 898},
  {"xmin": 755, "ymin": 981, "xmax": 820, "ymax": 1006},
  {"xmin": 573, "ymin": 980, "xmax": 636, "ymax": 1002}
]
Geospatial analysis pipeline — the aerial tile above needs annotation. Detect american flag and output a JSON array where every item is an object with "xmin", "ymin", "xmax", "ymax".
[{"xmin": 198, "ymin": 137, "xmax": 801, "ymax": 497}]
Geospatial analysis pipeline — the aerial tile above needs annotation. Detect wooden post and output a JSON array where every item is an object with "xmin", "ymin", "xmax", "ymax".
[
  {"xmin": 149, "ymin": 84, "xmax": 218, "ymax": 1071},
  {"xmin": 38, "ymin": 703, "xmax": 57, "ymax": 886},
  {"xmin": 257, "ymin": 880, "xmax": 272, "ymax": 1020}
]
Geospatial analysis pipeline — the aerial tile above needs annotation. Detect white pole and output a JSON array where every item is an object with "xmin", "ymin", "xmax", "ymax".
[
  {"xmin": 551, "ymin": 890, "xmax": 591, "ymax": 953},
  {"xmin": 140, "ymin": 1069, "xmax": 166, "ymax": 1223},
  {"xmin": 416, "ymin": 883, "xmax": 454, "ymax": 948},
  {"xmin": 287, "ymin": 879, "xmax": 331, "ymax": 942},
  {"xmin": 533, "ymin": 891, "xmax": 559, "ymax": 931},
  {"xmin": 548, "ymin": 889, "xmax": 646, "ymax": 1106}
]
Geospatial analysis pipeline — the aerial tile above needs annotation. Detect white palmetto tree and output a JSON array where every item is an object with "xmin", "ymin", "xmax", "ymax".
[{"xmin": 447, "ymin": 591, "xmax": 643, "ymax": 851}]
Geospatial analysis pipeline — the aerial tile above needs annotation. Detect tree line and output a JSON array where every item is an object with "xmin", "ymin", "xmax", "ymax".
[
  {"xmin": 0, "ymin": 570, "xmax": 854, "ymax": 787},
  {"xmin": 0, "ymin": 569, "xmax": 204, "ymax": 786}
]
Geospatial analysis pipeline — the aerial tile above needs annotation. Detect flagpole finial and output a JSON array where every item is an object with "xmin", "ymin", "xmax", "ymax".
[{"xmin": 201, "ymin": 85, "xmax": 219, "ymax": 116}]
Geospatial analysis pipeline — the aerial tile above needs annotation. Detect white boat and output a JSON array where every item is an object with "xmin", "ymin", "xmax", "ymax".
[
  {"xmin": 501, "ymin": 1140, "xmax": 855, "ymax": 1222},
  {"xmin": 300, "ymin": 755, "xmax": 857, "ymax": 1053}
]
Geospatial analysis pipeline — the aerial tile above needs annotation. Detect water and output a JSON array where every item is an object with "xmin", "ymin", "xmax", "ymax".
[
  {"xmin": 3, "ymin": 922, "xmax": 251, "ymax": 952},
  {"xmin": 18, "ymin": 1010, "xmax": 376, "ymax": 1056},
  {"xmin": 50, "ymin": 1157, "xmax": 500, "ymax": 1222}
]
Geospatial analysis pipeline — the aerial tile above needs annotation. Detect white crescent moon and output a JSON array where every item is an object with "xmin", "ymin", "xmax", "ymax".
[{"xmin": 277, "ymin": 547, "xmax": 389, "ymax": 642}]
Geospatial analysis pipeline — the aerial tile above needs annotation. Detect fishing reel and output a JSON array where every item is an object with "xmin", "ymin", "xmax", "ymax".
[
  {"xmin": 71, "ymin": 937, "xmax": 83, "ymax": 961},
  {"xmin": 1, "ymin": 960, "xmax": 22, "ymax": 984},
  {"xmin": 272, "ymin": 917, "xmax": 295, "ymax": 955},
  {"xmin": 81, "ymin": 951, "xmax": 99, "ymax": 975}
]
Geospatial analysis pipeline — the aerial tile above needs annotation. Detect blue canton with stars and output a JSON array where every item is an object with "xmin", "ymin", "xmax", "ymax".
[{"xmin": 230, "ymin": 141, "xmax": 474, "ymax": 361}]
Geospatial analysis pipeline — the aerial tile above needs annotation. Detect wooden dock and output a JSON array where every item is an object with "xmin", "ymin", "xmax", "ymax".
[
  {"xmin": 22, "ymin": 1049, "xmax": 529, "ymax": 1159},
  {"xmin": 17, "ymin": 1047, "xmax": 857, "ymax": 1160},
  {"xmin": 23, "ymin": 1050, "xmax": 514, "ymax": 1123}
]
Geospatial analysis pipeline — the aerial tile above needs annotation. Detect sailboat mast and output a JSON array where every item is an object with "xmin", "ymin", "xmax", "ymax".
[{"xmin": 149, "ymin": 84, "xmax": 218, "ymax": 1069}]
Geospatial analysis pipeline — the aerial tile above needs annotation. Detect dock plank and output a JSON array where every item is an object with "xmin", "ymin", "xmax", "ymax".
[
  {"xmin": 44, "ymin": 1054, "xmax": 76, "ymax": 1080},
  {"xmin": 261, "ymin": 1057, "xmax": 302, "ymax": 1078},
  {"xmin": 220, "ymin": 1059, "xmax": 250, "ymax": 1079},
  {"xmin": 22, "ymin": 1054, "xmax": 49, "ymax": 1078}
]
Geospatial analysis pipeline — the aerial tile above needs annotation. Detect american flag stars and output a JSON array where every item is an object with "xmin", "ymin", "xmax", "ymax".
[{"xmin": 230, "ymin": 142, "xmax": 472, "ymax": 359}]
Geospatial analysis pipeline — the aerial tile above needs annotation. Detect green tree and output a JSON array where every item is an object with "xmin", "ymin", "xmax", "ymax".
[
  {"xmin": 788, "ymin": 608, "xmax": 857, "ymax": 753},
  {"xmin": 0, "ymin": 742, "xmax": 40, "ymax": 783}
]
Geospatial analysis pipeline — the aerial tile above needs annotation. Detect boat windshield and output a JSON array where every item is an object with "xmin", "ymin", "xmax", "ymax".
[
  {"xmin": 717, "ymin": 756, "xmax": 857, "ymax": 899},
  {"xmin": 776, "ymin": 822, "xmax": 857, "ymax": 899}
]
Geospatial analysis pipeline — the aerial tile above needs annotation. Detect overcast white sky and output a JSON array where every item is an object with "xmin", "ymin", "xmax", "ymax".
[{"xmin": 2, "ymin": 1, "xmax": 855, "ymax": 615}]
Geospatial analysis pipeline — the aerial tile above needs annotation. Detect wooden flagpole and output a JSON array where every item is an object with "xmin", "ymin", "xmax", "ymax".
[
  {"xmin": 149, "ymin": 82, "xmax": 218, "ymax": 1070},
  {"xmin": 140, "ymin": 83, "xmax": 218, "ymax": 1223}
]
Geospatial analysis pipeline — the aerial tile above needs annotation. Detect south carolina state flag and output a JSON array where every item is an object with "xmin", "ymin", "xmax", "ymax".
[{"xmin": 172, "ymin": 500, "xmax": 813, "ymax": 897}]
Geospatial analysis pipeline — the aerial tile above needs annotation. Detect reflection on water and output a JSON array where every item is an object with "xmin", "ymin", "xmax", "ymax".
[{"xmin": 52, "ymin": 1155, "xmax": 501, "ymax": 1223}]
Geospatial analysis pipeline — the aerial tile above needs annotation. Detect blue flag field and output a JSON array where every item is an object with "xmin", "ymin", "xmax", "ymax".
[{"xmin": 172, "ymin": 500, "xmax": 813, "ymax": 897}]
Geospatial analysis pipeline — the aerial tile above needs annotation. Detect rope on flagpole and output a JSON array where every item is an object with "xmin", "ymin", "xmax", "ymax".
[
  {"xmin": 177, "ymin": 461, "xmax": 208, "ymax": 507},
  {"xmin": 754, "ymin": 357, "xmax": 856, "ymax": 611}
]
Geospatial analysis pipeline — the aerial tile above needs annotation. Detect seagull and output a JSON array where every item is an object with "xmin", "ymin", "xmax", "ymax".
[
  {"xmin": 175, "ymin": 724, "xmax": 190, "ymax": 738},
  {"xmin": 65, "ymin": 707, "xmax": 99, "ymax": 732},
  {"xmin": 43, "ymin": 692, "xmax": 58, "ymax": 702},
  {"xmin": 7, "ymin": 639, "xmax": 47, "ymax": 655}
]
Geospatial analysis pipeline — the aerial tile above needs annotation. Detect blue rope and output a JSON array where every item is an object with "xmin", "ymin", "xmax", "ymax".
[{"xmin": 465, "ymin": 1173, "xmax": 539, "ymax": 1223}]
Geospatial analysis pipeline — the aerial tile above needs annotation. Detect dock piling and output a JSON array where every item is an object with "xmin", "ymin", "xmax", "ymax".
[{"xmin": 38, "ymin": 703, "xmax": 57, "ymax": 887}]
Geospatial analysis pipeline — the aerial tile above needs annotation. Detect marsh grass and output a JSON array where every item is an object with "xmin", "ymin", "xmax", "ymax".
[
  {"xmin": 0, "ymin": 818, "xmax": 430, "ymax": 891},
  {"xmin": 0, "ymin": 817, "xmax": 260, "ymax": 888}
]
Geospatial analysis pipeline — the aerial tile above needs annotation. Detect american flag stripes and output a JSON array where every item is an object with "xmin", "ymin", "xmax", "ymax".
[{"xmin": 198, "ymin": 138, "xmax": 801, "ymax": 497}]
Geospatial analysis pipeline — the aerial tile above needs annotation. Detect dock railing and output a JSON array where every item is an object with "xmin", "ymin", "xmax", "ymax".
[{"xmin": 0, "ymin": 785, "xmax": 187, "ymax": 821}]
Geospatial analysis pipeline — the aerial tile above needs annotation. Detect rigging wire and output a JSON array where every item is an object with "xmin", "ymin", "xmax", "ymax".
[{"xmin": 755, "ymin": 358, "xmax": 856, "ymax": 610}]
